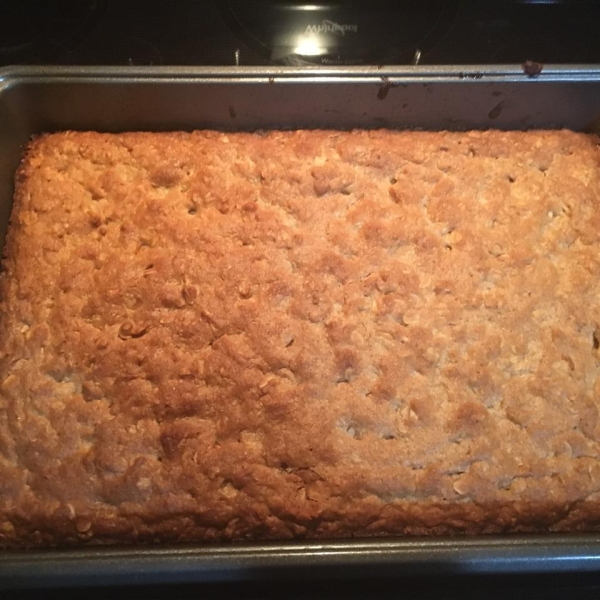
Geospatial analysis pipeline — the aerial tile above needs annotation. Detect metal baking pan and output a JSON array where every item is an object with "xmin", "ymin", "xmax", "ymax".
[{"xmin": 1, "ymin": 65, "xmax": 600, "ymax": 589}]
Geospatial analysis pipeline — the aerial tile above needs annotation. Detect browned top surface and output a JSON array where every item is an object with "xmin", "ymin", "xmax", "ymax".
[{"xmin": 2, "ymin": 129, "xmax": 600, "ymax": 546}]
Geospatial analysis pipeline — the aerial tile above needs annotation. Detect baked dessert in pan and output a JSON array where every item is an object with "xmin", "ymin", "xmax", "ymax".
[{"xmin": 1, "ymin": 129, "xmax": 599, "ymax": 546}]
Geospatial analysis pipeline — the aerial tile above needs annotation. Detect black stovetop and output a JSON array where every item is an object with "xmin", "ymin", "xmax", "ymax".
[{"xmin": 1, "ymin": 0, "xmax": 600, "ymax": 68}]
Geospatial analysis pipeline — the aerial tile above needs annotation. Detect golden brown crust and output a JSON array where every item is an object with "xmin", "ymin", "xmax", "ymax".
[{"xmin": 2, "ymin": 129, "xmax": 600, "ymax": 547}]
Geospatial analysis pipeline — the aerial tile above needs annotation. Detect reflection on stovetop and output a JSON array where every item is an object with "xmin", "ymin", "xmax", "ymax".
[
  {"xmin": 219, "ymin": 0, "xmax": 459, "ymax": 65},
  {"xmin": 1, "ymin": 0, "xmax": 600, "ymax": 67}
]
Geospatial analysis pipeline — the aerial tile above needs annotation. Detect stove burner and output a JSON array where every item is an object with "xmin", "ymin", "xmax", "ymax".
[
  {"xmin": 0, "ymin": 0, "xmax": 107, "ymax": 64},
  {"xmin": 218, "ymin": 0, "xmax": 458, "ymax": 65}
]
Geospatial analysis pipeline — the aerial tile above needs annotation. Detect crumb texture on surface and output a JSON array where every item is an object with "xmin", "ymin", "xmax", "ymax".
[{"xmin": 2, "ymin": 129, "xmax": 600, "ymax": 547}]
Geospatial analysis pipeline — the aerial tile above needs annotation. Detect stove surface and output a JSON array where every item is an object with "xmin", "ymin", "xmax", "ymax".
[{"xmin": 1, "ymin": 0, "xmax": 600, "ymax": 67}]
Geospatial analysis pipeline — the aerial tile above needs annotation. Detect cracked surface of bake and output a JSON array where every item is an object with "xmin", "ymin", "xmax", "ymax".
[{"xmin": 1, "ymin": 129, "xmax": 600, "ymax": 546}]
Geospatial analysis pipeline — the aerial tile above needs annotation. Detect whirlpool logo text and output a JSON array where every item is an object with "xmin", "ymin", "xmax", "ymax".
[{"xmin": 304, "ymin": 20, "xmax": 358, "ymax": 36}]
